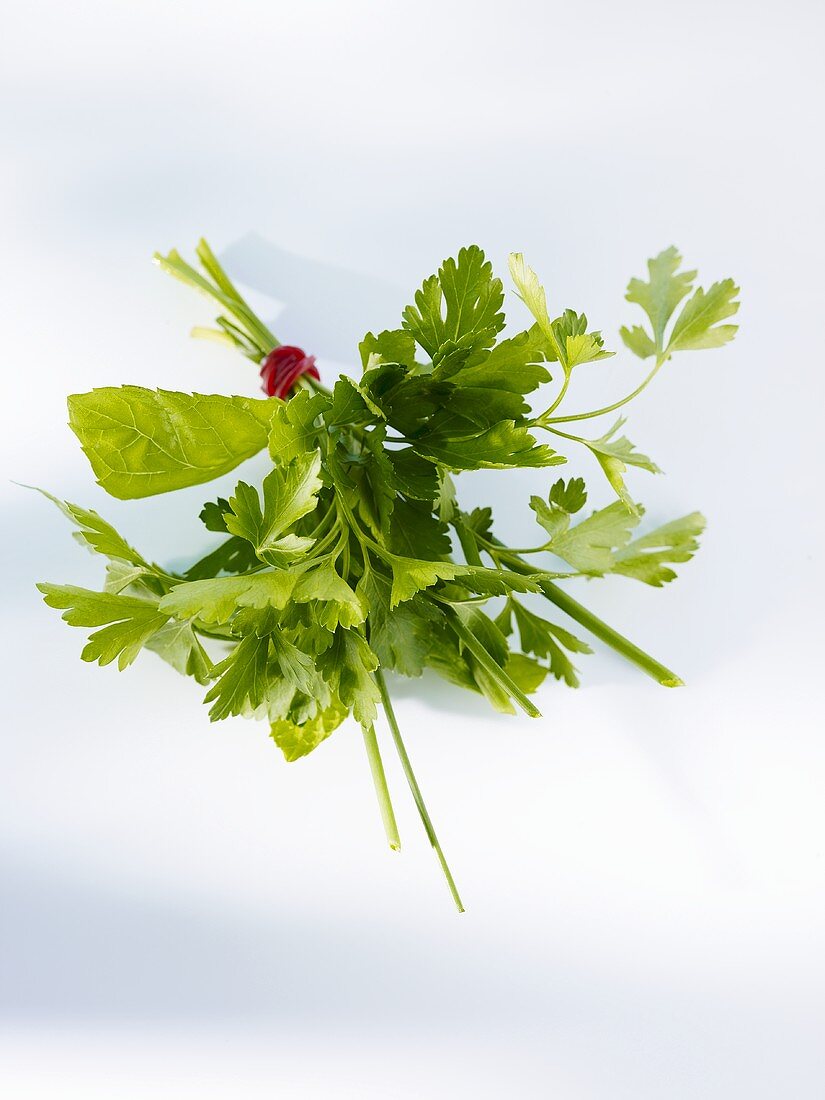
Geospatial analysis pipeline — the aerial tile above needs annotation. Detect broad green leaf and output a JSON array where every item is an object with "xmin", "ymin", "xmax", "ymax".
[
  {"xmin": 38, "ymin": 583, "xmax": 169, "ymax": 670},
  {"xmin": 270, "ymin": 699, "xmax": 348, "ymax": 762},
  {"xmin": 625, "ymin": 246, "xmax": 696, "ymax": 351},
  {"xmin": 550, "ymin": 501, "xmax": 639, "ymax": 574},
  {"xmin": 183, "ymin": 536, "xmax": 261, "ymax": 580},
  {"xmin": 667, "ymin": 280, "xmax": 740, "ymax": 354},
  {"xmin": 388, "ymin": 448, "xmax": 439, "ymax": 501},
  {"xmin": 68, "ymin": 387, "xmax": 275, "ymax": 499},
  {"xmin": 223, "ymin": 451, "xmax": 322, "ymax": 566},
  {"xmin": 613, "ymin": 511, "xmax": 705, "ymax": 586},
  {"xmin": 389, "ymin": 499, "xmax": 452, "ymax": 561},
  {"xmin": 505, "ymin": 653, "xmax": 549, "ymax": 694},
  {"xmin": 327, "ymin": 376, "xmax": 385, "ymax": 429}
]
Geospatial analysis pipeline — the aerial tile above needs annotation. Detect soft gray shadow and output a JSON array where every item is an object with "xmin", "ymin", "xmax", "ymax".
[
  {"xmin": 221, "ymin": 233, "xmax": 405, "ymax": 363},
  {"xmin": 2, "ymin": 856, "xmax": 583, "ymax": 1025}
]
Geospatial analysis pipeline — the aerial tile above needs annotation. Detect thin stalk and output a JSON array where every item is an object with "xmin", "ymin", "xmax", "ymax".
[
  {"xmin": 538, "ymin": 355, "xmax": 667, "ymax": 426},
  {"xmin": 447, "ymin": 609, "xmax": 542, "ymax": 718},
  {"xmin": 542, "ymin": 580, "xmax": 683, "ymax": 686},
  {"xmin": 375, "ymin": 668, "xmax": 465, "ymax": 913},
  {"xmin": 361, "ymin": 724, "xmax": 401, "ymax": 851},
  {"xmin": 488, "ymin": 537, "xmax": 683, "ymax": 686}
]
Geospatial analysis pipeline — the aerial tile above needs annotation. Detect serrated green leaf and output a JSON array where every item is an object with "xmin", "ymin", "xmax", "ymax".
[
  {"xmin": 625, "ymin": 246, "xmax": 696, "ymax": 351},
  {"xmin": 223, "ymin": 451, "xmax": 322, "ymax": 566},
  {"xmin": 159, "ymin": 571, "xmax": 299, "ymax": 623},
  {"xmin": 32, "ymin": 487, "xmax": 152, "ymax": 568},
  {"xmin": 619, "ymin": 324, "xmax": 657, "ymax": 360},
  {"xmin": 292, "ymin": 563, "xmax": 366, "ymax": 630},
  {"xmin": 402, "ymin": 246, "xmax": 505, "ymax": 368},
  {"xmin": 667, "ymin": 280, "xmax": 740, "ymax": 354},
  {"xmin": 316, "ymin": 629, "xmax": 380, "ymax": 726},
  {"xmin": 38, "ymin": 583, "xmax": 170, "ymax": 670},
  {"xmin": 584, "ymin": 418, "xmax": 660, "ymax": 513},
  {"xmin": 508, "ymin": 600, "xmax": 592, "ymax": 687},
  {"xmin": 386, "ymin": 555, "xmax": 463, "ymax": 607},
  {"xmin": 550, "ymin": 501, "xmax": 640, "ymax": 574},
  {"xmin": 612, "ymin": 511, "xmax": 705, "ymax": 586},
  {"xmin": 548, "ymin": 476, "xmax": 587, "ymax": 514},
  {"xmin": 204, "ymin": 632, "xmax": 271, "ymax": 721},
  {"xmin": 68, "ymin": 387, "xmax": 275, "ymax": 499},
  {"xmin": 508, "ymin": 253, "xmax": 556, "ymax": 348},
  {"xmin": 413, "ymin": 417, "xmax": 565, "ymax": 471}
]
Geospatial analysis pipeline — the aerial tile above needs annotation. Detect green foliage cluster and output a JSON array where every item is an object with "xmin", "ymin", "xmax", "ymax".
[{"xmin": 35, "ymin": 239, "xmax": 738, "ymax": 908}]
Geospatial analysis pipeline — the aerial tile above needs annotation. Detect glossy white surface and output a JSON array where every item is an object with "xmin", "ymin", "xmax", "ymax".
[{"xmin": 2, "ymin": 1, "xmax": 824, "ymax": 1095}]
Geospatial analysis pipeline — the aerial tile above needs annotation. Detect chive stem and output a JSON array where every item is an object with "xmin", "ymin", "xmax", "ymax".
[
  {"xmin": 361, "ymin": 724, "xmax": 401, "ymax": 851},
  {"xmin": 375, "ymin": 668, "xmax": 465, "ymax": 913}
]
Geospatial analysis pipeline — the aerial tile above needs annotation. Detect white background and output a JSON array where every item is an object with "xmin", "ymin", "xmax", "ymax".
[{"xmin": 2, "ymin": 1, "xmax": 824, "ymax": 1096}]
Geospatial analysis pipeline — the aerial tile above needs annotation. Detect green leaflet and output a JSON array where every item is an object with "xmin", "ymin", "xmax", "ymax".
[
  {"xmin": 613, "ymin": 512, "xmax": 706, "ymax": 586},
  {"xmin": 268, "ymin": 390, "xmax": 329, "ymax": 464},
  {"xmin": 412, "ymin": 418, "xmax": 565, "ymax": 471},
  {"xmin": 271, "ymin": 699, "xmax": 349, "ymax": 762},
  {"xmin": 623, "ymin": 246, "xmax": 696, "ymax": 352},
  {"xmin": 68, "ymin": 387, "xmax": 276, "ymax": 499},
  {"xmin": 402, "ymin": 245, "xmax": 505, "ymax": 369},
  {"xmin": 582, "ymin": 418, "xmax": 660, "ymax": 514},
  {"xmin": 667, "ymin": 281, "xmax": 740, "ymax": 353},
  {"xmin": 31, "ymin": 487, "xmax": 152, "ymax": 568},
  {"xmin": 159, "ymin": 572, "xmax": 299, "ymax": 622},
  {"xmin": 223, "ymin": 451, "xmax": 323, "ymax": 566},
  {"xmin": 145, "ymin": 618, "xmax": 213, "ymax": 684},
  {"xmin": 316, "ymin": 629, "xmax": 381, "ymax": 727},
  {"xmin": 549, "ymin": 501, "xmax": 639, "ymax": 574},
  {"xmin": 620, "ymin": 247, "xmax": 740, "ymax": 359},
  {"xmin": 37, "ymin": 584, "xmax": 170, "ymax": 670}
]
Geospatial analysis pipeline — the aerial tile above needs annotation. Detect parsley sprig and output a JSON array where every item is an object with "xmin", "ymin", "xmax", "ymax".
[{"xmin": 35, "ymin": 240, "xmax": 739, "ymax": 910}]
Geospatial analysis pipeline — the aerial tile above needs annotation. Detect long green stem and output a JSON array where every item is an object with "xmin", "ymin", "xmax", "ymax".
[
  {"xmin": 538, "ymin": 355, "xmax": 667, "ymax": 426},
  {"xmin": 541, "ymin": 581, "xmax": 683, "ymax": 686},
  {"xmin": 375, "ymin": 668, "xmax": 465, "ymax": 913},
  {"xmin": 361, "ymin": 724, "xmax": 401, "ymax": 851},
  {"xmin": 487, "ymin": 539, "xmax": 683, "ymax": 686},
  {"xmin": 447, "ymin": 609, "xmax": 542, "ymax": 718}
]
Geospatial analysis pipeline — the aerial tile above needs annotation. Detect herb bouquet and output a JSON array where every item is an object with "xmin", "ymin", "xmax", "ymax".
[{"xmin": 36, "ymin": 240, "xmax": 738, "ymax": 910}]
